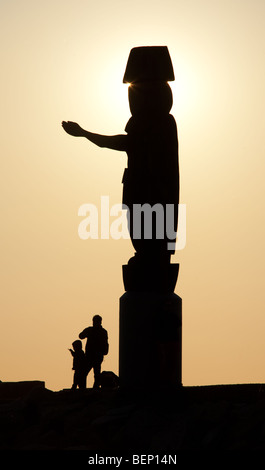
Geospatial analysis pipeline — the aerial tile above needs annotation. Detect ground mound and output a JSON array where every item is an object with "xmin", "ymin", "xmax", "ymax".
[{"xmin": 1, "ymin": 381, "xmax": 265, "ymax": 457}]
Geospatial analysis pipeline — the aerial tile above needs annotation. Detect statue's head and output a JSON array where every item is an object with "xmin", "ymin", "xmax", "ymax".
[
  {"xmin": 128, "ymin": 81, "xmax": 173, "ymax": 116},
  {"xmin": 124, "ymin": 46, "xmax": 175, "ymax": 118}
]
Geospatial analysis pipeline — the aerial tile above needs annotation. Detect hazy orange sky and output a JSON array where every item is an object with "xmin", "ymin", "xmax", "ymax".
[{"xmin": 1, "ymin": 0, "xmax": 265, "ymax": 391}]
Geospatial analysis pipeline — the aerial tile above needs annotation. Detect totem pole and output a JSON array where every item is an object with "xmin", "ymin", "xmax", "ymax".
[
  {"xmin": 62, "ymin": 46, "xmax": 182, "ymax": 389},
  {"xmin": 119, "ymin": 47, "xmax": 182, "ymax": 389}
]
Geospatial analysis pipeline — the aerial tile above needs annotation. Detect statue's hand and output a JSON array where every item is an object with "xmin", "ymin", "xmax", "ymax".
[{"xmin": 62, "ymin": 121, "xmax": 84, "ymax": 137}]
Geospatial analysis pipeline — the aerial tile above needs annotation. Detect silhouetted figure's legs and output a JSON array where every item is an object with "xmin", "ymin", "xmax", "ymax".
[
  {"xmin": 72, "ymin": 370, "xmax": 86, "ymax": 390},
  {"xmin": 86, "ymin": 356, "xmax": 103, "ymax": 389},
  {"xmin": 93, "ymin": 361, "xmax": 102, "ymax": 389}
]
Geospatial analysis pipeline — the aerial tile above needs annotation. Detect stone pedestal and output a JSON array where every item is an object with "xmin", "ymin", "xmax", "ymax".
[{"xmin": 119, "ymin": 290, "xmax": 182, "ymax": 389}]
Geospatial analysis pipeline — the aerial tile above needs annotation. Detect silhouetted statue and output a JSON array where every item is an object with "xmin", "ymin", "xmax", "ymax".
[
  {"xmin": 62, "ymin": 46, "xmax": 179, "ymax": 292},
  {"xmin": 79, "ymin": 315, "xmax": 109, "ymax": 389},
  {"xmin": 63, "ymin": 47, "xmax": 182, "ymax": 388},
  {"xmin": 69, "ymin": 339, "xmax": 87, "ymax": 390}
]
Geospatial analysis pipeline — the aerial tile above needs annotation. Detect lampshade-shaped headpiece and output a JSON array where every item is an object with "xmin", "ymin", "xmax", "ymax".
[{"xmin": 123, "ymin": 46, "xmax": 175, "ymax": 84}]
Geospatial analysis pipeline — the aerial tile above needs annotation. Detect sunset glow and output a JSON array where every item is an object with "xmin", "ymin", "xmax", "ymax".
[{"xmin": 1, "ymin": 0, "xmax": 265, "ymax": 391}]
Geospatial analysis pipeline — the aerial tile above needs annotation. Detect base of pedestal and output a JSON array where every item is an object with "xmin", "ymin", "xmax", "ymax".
[{"xmin": 119, "ymin": 291, "xmax": 182, "ymax": 389}]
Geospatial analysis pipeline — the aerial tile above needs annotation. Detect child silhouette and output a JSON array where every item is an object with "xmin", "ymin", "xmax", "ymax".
[{"xmin": 69, "ymin": 340, "xmax": 87, "ymax": 390}]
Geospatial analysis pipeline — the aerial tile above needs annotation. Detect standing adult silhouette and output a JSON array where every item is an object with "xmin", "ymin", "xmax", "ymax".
[{"xmin": 79, "ymin": 315, "xmax": 109, "ymax": 389}]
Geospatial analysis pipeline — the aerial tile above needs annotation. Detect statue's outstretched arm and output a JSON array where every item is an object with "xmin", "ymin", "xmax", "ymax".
[{"xmin": 62, "ymin": 121, "xmax": 127, "ymax": 152}]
